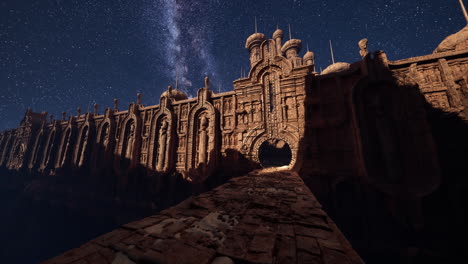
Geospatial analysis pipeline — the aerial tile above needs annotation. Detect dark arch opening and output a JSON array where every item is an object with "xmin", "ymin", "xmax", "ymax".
[{"xmin": 258, "ymin": 139, "xmax": 292, "ymax": 168}]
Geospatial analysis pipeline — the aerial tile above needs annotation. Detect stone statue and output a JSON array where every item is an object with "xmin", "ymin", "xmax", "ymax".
[
  {"xmin": 16, "ymin": 143, "xmax": 25, "ymax": 167},
  {"xmin": 102, "ymin": 125, "xmax": 110, "ymax": 147},
  {"xmin": 61, "ymin": 132, "xmax": 71, "ymax": 166},
  {"xmin": 156, "ymin": 119, "xmax": 169, "ymax": 171},
  {"xmin": 114, "ymin": 98, "xmax": 119, "ymax": 111},
  {"xmin": 137, "ymin": 93, "xmax": 142, "ymax": 104},
  {"xmin": 78, "ymin": 128, "xmax": 89, "ymax": 166},
  {"xmin": 125, "ymin": 122, "xmax": 135, "ymax": 159},
  {"xmin": 198, "ymin": 116, "xmax": 209, "ymax": 165},
  {"xmin": 359, "ymin": 38, "xmax": 369, "ymax": 58}
]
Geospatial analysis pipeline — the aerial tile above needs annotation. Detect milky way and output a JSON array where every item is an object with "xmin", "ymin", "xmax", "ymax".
[
  {"xmin": 0, "ymin": 0, "xmax": 466, "ymax": 130},
  {"xmin": 143, "ymin": 0, "xmax": 220, "ymax": 94}
]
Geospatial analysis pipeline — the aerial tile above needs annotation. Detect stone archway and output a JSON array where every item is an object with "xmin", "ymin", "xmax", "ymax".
[
  {"xmin": 249, "ymin": 133, "xmax": 298, "ymax": 168},
  {"xmin": 258, "ymin": 139, "xmax": 292, "ymax": 168}
]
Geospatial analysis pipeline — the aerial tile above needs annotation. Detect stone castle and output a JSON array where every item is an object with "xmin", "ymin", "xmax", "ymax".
[
  {"xmin": 1, "ymin": 21, "xmax": 466, "ymax": 179},
  {"xmin": 1, "ymin": 2, "xmax": 468, "ymax": 263}
]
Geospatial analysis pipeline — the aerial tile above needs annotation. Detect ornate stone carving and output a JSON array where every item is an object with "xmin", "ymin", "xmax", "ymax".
[{"xmin": 358, "ymin": 38, "xmax": 369, "ymax": 58}]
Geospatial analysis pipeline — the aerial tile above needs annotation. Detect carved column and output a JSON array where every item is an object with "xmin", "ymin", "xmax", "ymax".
[
  {"xmin": 198, "ymin": 116, "xmax": 209, "ymax": 165},
  {"xmin": 439, "ymin": 58, "xmax": 464, "ymax": 108},
  {"xmin": 156, "ymin": 120, "xmax": 168, "ymax": 171}
]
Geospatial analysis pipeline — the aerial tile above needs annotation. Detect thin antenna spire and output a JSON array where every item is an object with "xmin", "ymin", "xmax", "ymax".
[
  {"xmin": 460, "ymin": 0, "xmax": 468, "ymax": 23},
  {"xmin": 288, "ymin": 24, "xmax": 292, "ymax": 40},
  {"xmin": 255, "ymin": 17, "xmax": 258, "ymax": 33},
  {"xmin": 175, "ymin": 71, "xmax": 179, "ymax": 90},
  {"xmin": 329, "ymin": 40, "xmax": 335, "ymax": 64},
  {"xmin": 307, "ymin": 43, "xmax": 310, "ymax": 52}
]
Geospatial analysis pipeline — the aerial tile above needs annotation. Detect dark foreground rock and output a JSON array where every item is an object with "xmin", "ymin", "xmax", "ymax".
[{"xmin": 42, "ymin": 168, "xmax": 363, "ymax": 264}]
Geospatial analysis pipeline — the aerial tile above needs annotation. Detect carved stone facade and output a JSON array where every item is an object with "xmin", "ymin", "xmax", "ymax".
[
  {"xmin": 0, "ymin": 29, "xmax": 314, "ymax": 179},
  {"xmin": 0, "ymin": 25, "xmax": 466, "ymax": 186},
  {"xmin": 1, "ymin": 17, "xmax": 468, "ymax": 264},
  {"xmin": 391, "ymin": 50, "xmax": 468, "ymax": 117}
]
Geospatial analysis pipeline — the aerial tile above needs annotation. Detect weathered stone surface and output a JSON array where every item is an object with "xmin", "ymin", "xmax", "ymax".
[
  {"xmin": 40, "ymin": 168, "xmax": 364, "ymax": 264},
  {"xmin": 297, "ymin": 235, "xmax": 321, "ymax": 255},
  {"xmin": 1, "ymin": 17, "xmax": 466, "ymax": 264}
]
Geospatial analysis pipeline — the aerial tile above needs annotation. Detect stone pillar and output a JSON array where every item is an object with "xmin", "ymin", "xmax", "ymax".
[
  {"xmin": 156, "ymin": 121, "xmax": 168, "ymax": 171},
  {"xmin": 198, "ymin": 116, "xmax": 208, "ymax": 165},
  {"xmin": 439, "ymin": 58, "xmax": 463, "ymax": 108}
]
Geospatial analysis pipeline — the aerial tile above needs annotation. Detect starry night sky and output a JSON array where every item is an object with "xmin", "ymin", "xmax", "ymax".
[{"xmin": 0, "ymin": 0, "xmax": 466, "ymax": 130}]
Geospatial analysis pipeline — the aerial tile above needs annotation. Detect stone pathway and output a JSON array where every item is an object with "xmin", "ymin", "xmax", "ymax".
[{"xmin": 42, "ymin": 168, "xmax": 364, "ymax": 264}]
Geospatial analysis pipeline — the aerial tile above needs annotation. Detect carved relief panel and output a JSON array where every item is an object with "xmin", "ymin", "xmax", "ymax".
[
  {"xmin": 29, "ymin": 128, "xmax": 47, "ymax": 170},
  {"xmin": 57, "ymin": 126, "xmax": 76, "ymax": 168},
  {"xmin": 74, "ymin": 116, "xmax": 96, "ymax": 169},
  {"xmin": 187, "ymin": 101, "xmax": 219, "ymax": 172},
  {"xmin": 151, "ymin": 115, "xmax": 174, "ymax": 172},
  {"xmin": 424, "ymin": 92, "xmax": 450, "ymax": 109},
  {"xmin": 40, "ymin": 126, "xmax": 60, "ymax": 171}
]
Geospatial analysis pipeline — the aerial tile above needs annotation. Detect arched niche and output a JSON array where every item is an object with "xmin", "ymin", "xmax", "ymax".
[
  {"xmin": 116, "ymin": 103, "xmax": 142, "ymax": 169},
  {"xmin": 149, "ymin": 106, "xmax": 175, "ymax": 173},
  {"xmin": 40, "ymin": 123, "xmax": 61, "ymax": 171},
  {"xmin": 73, "ymin": 116, "xmax": 95, "ymax": 168},
  {"xmin": 248, "ymin": 53, "xmax": 292, "ymax": 83},
  {"xmin": 0, "ymin": 132, "xmax": 14, "ymax": 166},
  {"xmin": 56, "ymin": 122, "xmax": 77, "ymax": 169},
  {"xmin": 94, "ymin": 111, "xmax": 116, "ymax": 168},
  {"xmin": 186, "ymin": 98, "xmax": 219, "ymax": 172},
  {"xmin": 29, "ymin": 126, "xmax": 46, "ymax": 170}
]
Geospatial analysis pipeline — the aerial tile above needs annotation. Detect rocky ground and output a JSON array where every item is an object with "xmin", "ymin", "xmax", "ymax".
[{"xmin": 42, "ymin": 167, "xmax": 363, "ymax": 264}]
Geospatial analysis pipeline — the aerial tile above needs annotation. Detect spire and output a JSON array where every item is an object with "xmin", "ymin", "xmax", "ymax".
[
  {"xmin": 329, "ymin": 40, "xmax": 336, "ymax": 64},
  {"xmin": 205, "ymin": 76, "xmax": 210, "ymax": 89},
  {"xmin": 255, "ymin": 17, "xmax": 258, "ymax": 33},
  {"xmin": 113, "ymin": 98, "xmax": 119, "ymax": 111},
  {"xmin": 460, "ymin": 0, "xmax": 468, "ymax": 23},
  {"xmin": 175, "ymin": 71, "xmax": 179, "ymax": 90},
  {"xmin": 307, "ymin": 43, "xmax": 310, "ymax": 52},
  {"xmin": 288, "ymin": 24, "xmax": 292, "ymax": 40}
]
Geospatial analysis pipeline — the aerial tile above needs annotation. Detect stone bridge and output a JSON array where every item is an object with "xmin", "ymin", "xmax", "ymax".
[{"xmin": 42, "ymin": 168, "xmax": 363, "ymax": 264}]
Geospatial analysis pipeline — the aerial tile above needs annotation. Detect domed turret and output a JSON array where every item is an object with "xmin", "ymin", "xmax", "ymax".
[
  {"xmin": 303, "ymin": 50, "xmax": 315, "ymax": 66},
  {"xmin": 434, "ymin": 0, "xmax": 468, "ymax": 53},
  {"xmin": 161, "ymin": 86, "xmax": 188, "ymax": 101},
  {"xmin": 245, "ymin": 32, "xmax": 266, "ymax": 66},
  {"xmin": 273, "ymin": 28, "xmax": 283, "ymax": 40},
  {"xmin": 281, "ymin": 39, "xmax": 302, "ymax": 67},
  {"xmin": 245, "ymin": 33, "xmax": 266, "ymax": 50},
  {"xmin": 273, "ymin": 28, "xmax": 284, "ymax": 54},
  {"xmin": 321, "ymin": 62, "xmax": 350, "ymax": 75},
  {"xmin": 281, "ymin": 39, "xmax": 302, "ymax": 57},
  {"xmin": 433, "ymin": 25, "xmax": 468, "ymax": 53}
]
